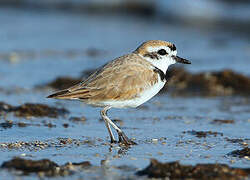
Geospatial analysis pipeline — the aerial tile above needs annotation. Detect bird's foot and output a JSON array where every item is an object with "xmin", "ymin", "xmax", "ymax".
[{"xmin": 117, "ymin": 131, "xmax": 137, "ymax": 146}]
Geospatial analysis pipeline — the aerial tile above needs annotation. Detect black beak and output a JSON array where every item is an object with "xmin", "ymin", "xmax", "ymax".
[{"xmin": 172, "ymin": 56, "xmax": 191, "ymax": 64}]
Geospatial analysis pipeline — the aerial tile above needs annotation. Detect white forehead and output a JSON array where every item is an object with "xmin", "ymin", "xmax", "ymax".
[{"xmin": 146, "ymin": 45, "xmax": 177, "ymax": 56}]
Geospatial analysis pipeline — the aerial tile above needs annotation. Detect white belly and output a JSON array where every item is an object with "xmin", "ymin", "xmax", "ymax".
[{"xmin": 99, "ymin": 79, "xmax": 166, "ymax": 108}]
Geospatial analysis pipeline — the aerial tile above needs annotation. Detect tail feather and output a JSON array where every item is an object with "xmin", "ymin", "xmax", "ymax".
[
  {"xmin": 47, "ymin": 88, "xmax": 91, "ymax": 100},
  {"xmin": 47, "ymin": 90, "xmax": 70, "ymax": 99}
]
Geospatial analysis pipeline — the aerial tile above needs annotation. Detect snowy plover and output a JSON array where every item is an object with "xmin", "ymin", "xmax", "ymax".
[{"xmin": 47, "ymin": 40, "xmax": 191, "ymax": 145}]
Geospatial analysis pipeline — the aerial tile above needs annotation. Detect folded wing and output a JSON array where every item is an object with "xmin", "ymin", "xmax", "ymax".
[{"xmin": 47, "ymin": 54, "xmax": 159, "ymax": 103}]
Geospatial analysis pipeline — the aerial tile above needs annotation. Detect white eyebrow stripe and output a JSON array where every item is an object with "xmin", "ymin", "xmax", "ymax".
[{"xmin": 147, "ymin": 46, "xmax": 171, "ymax": 54}]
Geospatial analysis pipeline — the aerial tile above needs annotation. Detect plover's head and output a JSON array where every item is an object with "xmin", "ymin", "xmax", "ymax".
[{"xmin": 134, "ymin": 40, "xmax": 191, "ymax": 72}]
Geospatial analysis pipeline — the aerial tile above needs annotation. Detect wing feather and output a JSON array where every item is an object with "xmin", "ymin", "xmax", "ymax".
[{"xmin": 47, "ymin": 53, "xmax": 159, "ymax": 102}]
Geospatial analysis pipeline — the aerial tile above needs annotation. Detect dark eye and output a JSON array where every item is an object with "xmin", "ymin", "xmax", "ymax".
[{"xmin": 157, "ymin": 49, "xmax": 167, "ymax": 56}]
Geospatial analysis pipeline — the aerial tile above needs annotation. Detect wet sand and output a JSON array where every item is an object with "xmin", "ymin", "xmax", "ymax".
[{"xmin": 0, "ymin": 6, "xmax": 249, "ymax": 180}]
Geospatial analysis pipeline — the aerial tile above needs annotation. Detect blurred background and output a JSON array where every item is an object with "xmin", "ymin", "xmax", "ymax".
[
  {"xmin": 1, "ymin": 0, "xmax": 250, "ymax": 95},
  {"xmin": 1, "ymin": 0, "xmax": 250, "ymax": 88},
  {"xmin": 0, "ymin": 1, "xmax": 250, "ymax": 179}
]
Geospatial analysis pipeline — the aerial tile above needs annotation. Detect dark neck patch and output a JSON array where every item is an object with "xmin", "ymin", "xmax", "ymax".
[
  {"xmin": 153, "ymin": 67, "xmax": 166, "ymax": 81},
  {"xmin": 144, "ymin": 52, "xmax": 159, "ymax": 60}
]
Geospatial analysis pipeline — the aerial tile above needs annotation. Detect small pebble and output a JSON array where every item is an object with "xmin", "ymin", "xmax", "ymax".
[{"xmin": 152, "ymin": 139, "xmax": 158, "ymax": 143}]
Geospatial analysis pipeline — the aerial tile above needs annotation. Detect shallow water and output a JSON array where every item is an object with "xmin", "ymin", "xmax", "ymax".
[{"xmin": 0, "ymin": 7, "xmax": 250, "ymax": 179}]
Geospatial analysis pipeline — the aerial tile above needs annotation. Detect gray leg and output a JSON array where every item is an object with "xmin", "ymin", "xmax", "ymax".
[
  {"xmin": 101, "ymin": 106, "xmax": 136, "ymax": 145},
  {"xmin": 101, "ymin": 106, "xmax": 116, "ymax": 143}
]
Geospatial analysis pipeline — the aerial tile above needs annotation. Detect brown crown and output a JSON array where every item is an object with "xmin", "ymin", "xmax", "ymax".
[{"xmin": 134, "ymin": 40, "xmax": 176, "ymax": 56}]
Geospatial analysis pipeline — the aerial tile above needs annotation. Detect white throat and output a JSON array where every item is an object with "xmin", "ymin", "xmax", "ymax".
[
  {"xmin": 140, "ymin": 54, "xmax": 175, "ymax": 73},
  {"xmin": 140, "ymin": 46, "xmax": 177, "ymax": 73}
]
